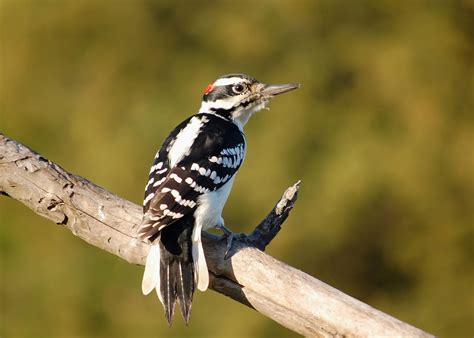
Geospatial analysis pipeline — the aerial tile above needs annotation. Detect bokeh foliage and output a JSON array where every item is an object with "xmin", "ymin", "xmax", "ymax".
[{"xmin": 1, "ymin": 0, "xmax": 473, "ymax": 337}]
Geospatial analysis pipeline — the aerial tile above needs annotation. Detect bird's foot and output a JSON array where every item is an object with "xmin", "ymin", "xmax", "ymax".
[{"xmin": 215, "ymin": 223, "xmax": 246, "ymax": 260}]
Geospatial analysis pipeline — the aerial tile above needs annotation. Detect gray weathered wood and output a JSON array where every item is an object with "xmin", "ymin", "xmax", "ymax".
[{"xmin": 0, "ymin": 133, "xmax": 434, "ymax": 337}]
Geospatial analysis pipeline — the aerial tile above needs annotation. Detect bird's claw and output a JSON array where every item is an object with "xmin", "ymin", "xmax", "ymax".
[
  {"xmin": 223, "ymin": 232, "xmax": 248, "ymax": 260},
  {"xmin": 215, "ymin": 223, "xmax": 246, "ymax": 260},
  {"xmin": 224, "ymin": 232, "xmax": 234, "ymax": 260}
]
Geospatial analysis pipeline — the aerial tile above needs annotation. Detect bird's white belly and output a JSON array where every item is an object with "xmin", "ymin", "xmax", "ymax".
[{"xmin": 194, "ymin": 177, "xmax": 235, "ymax": 231}]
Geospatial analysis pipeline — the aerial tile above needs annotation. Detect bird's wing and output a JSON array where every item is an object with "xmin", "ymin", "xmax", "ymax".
[{"xmin": 138, "ymin": 125, "xmax": 246, "ymax": 242}]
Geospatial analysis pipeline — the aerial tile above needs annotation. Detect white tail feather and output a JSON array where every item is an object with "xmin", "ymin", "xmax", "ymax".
[
  {"xmin": 155, "ymin": 267, "xmax": 163, "ymax": 303},
  {"xmin": 142, "ymin": 244, "xmax": 161, "ymax": 297},
  {"xmin": 192, "ymin": 225, "xmax": 209, "ymax": 291}
]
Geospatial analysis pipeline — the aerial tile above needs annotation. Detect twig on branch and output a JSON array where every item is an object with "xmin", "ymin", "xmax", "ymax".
[
  {"xmin": 0, "ymin": 133, "xmax": 433, "ymax": 337},
  {"xmin": 247, "ymin": 180, "xmax": 300, "ymax": 251}
]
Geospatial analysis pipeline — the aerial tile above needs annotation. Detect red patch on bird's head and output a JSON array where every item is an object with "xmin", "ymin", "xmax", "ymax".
[{"xmin": 204, "ymin": 83, "xmax": 215, "ymax": 95}]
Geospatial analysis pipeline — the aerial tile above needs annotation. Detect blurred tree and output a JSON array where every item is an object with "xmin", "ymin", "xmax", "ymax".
[{"xmin": 1, "ymin": 0, "xmax": 473, "ymax": 337}]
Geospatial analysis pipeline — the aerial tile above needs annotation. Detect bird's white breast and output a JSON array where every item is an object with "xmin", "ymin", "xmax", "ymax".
[{"xmin": 194, "ymin": 176, "xmax": 235, "ymax": 231}]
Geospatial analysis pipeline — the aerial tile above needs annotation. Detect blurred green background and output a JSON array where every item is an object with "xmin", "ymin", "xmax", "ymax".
[{"xmin": 1, "ymin": 0, "xmax": 473, "ymax": 337}]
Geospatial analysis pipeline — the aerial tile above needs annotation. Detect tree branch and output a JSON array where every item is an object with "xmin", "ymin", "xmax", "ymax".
[{"xmin": 0, "ymin": 133, "xmax": 433, "ymax": 337}]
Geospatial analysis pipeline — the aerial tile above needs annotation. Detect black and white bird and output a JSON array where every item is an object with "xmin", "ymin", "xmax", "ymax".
[{"xmin": 138, "ymin": 73, "xmax": 298, "ymax": 325}]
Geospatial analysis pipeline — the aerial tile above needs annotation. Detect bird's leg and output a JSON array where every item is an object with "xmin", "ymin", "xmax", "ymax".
[
  {"xmin": 215, "ymin": 217, "xmax": 249, "ymax": 260},
  {"xmin": 215, "ymin": 222, "xmax": 233, "ymax": 237},
  {"xmin": 215, "ymin": 218, "xmax": 235, "ymax": 259}
]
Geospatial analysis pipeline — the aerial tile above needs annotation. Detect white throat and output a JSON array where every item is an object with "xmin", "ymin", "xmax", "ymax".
[
  {"xmin": 231, "ymin": 99, "xmax": 269, "ymax": 130},
  {"xmin": 198, "ymin": 98, "xmax": 269, "ymax": 131}
]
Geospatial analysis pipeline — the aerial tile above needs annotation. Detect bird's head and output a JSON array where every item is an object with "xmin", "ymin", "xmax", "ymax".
[{"xmin": 199, "ymin": 73, "xmax": 299, "ymax": 129}]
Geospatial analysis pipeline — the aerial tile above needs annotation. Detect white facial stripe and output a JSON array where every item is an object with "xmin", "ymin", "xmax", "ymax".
[
  {"xmin": 199, "ymin": 96, "xmax": 242, "ymax": 113},
  {"xmin": 213, "ymin": 77, "xmax": 248, "ymax": 86}
]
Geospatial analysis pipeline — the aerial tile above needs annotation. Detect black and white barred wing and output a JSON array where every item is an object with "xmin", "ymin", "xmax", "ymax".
[
  {"xmin": 139, "ymin": 166, "xmax": 199, "ymax": 242},
  {"xmin": 141, "ymin": 116, "xmax": 194, "ymax": 215},
  {"xmin": 138, "ymin": 142, "xmax": 246, "ymax": 242}
]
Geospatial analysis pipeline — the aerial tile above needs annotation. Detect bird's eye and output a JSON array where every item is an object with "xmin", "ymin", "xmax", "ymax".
[{"xmin": 232, "ymin": 84, "xmax": 245, "ymax": 94}]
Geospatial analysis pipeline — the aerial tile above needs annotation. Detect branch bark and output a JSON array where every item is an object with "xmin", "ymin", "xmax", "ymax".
[{"xmin": 0, "ymin": 133, "xmax": 433, "ymax": 337}]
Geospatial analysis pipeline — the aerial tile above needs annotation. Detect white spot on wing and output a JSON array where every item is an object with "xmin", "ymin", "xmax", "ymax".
[
  {"xmin": 145, "ymin": 177, "xmax": 154, "ymax": 190},
  {"xmin": 153, "ymin": 177, "xmax": 166, "ymax": 187},
  {"xmin": 171, "ymin": 189, "xmax": 181, "ymax": 201},
  {"xmin": 170, "ymin": 173, "xmax": 183, "ymax": 183},
  {"xmin": 144, "ymin": 192, "xmax": 155, "ymax": 205},
  {"xmin": 149, "ymin": 162, "xmax": 163, "ymax": 174}
]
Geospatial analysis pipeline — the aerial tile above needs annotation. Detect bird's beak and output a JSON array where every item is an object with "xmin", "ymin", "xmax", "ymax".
[{"xmin": 260, "ymin": 83, "xmax": 300, "ymax": 97}]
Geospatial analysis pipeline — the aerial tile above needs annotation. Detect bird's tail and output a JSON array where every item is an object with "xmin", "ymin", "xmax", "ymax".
[
  {"xmin": 160, "ymin": 249, "xmax": 194, "ymax": 325},
  {"xmin": 141, "ymin": 220, "xmax": 195, "ymax": 326}
]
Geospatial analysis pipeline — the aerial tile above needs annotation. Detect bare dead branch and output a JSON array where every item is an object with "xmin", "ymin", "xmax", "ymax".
[{"xmin": 0, "ymin": 133, "xmax": 433, "ymax": 337}]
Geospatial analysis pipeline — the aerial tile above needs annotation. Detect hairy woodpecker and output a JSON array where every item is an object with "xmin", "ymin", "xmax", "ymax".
[{"xmin": 138, "ymin": 73, "xmax": 299, "ymax": 325}]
